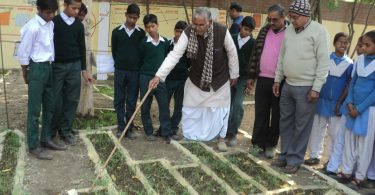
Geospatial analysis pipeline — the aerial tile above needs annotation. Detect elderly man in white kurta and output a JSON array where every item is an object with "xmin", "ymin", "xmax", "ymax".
[{"xmin": 149, "ymin": 7, "xmax": 239, "ymax": 152}]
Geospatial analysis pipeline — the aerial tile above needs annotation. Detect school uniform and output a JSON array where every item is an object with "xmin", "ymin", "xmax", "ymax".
[
  {"xmin": 111, "ymin": 24, "xmax": 145, "ymax": 134},
  {"xmin": 139, "ymin": 34, "xmax": 172, "ymax": 138},
  {"xmin": 226, "ymin": 34, "xmax": 254, "ymax": 139},
  {"xmin": 341, "ymin": 54, "xmax": 375, "ymax": 181},
  {"xmin": 165, "ymin": 39, "xmax": 189, "ymax": 133},
  {"xmin": 308, "ymin": 53, "xmax": 353, "ymax": 159},
  {"xmin": 51, "ymin": 12, "xmax": 86, "ymax": 138},
  {"xmin": 17, "ymin": 14, "xmax": 55, "ymax": 150}
]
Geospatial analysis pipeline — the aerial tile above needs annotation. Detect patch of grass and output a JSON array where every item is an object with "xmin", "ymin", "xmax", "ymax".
[
  {"xmin": 0, "ymin": 131, "xmax": 21, "ymax": 195},
  {"xmin": 226, "ymin": 152, "xmax": 287, "ymax": 190},
  {"xmin": 87, "ymin": 133, "xmax": 146, "ymax": 194},
  {"xmin": 96, "ymin": 85, "xmax": 114, "ymax": 97},
  {"xmin": 73, "ymin": 110, "xmax": 116, "ymax": 130},
  {"xmin": 140, "ymin": 162, "xmax": 189, "ymax": 195},
  {"xmin": 178, "ymin": 167, "xmax": 227, "ymax": 195},
  {"xmin": 181, "ymin": 142, "xmax": 261, "ymax": 194},
  {"xmin": 280, "ymin": 188, "xmax": 329, "ymax": 195}
]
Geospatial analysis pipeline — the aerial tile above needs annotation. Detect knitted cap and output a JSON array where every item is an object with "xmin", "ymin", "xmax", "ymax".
[{"xmin": 288, "ymin": 0, "xmax": 310, "ymax": 16}]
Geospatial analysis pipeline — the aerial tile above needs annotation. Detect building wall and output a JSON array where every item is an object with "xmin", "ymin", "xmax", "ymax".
[{"xmin": 1, "ymin": 0, "xmax": 375, "ymax": 69}]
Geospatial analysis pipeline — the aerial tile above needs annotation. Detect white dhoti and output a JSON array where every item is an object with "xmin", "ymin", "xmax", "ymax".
[{"xmin": 181, "ymin": 78, "xmax": 231, "ymax": 141}]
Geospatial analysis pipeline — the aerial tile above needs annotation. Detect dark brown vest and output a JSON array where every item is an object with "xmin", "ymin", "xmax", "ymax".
[{"xmin": 184, "ymin": 22, "xmax": 229, "ymax": 92}]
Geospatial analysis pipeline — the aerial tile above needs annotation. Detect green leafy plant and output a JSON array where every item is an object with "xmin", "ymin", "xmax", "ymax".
[
  {"xmin": 73, "ymin": 110, "xmax": 116, "ymax": 130},
  {"xmin": 95, "ymin": 85, "xmax": 114, "ymax": 97},
  {"xmin": 140, "ymin": 162, "xmax": 189, "ymax": 195},
  {"xmin": 87, "ymin": 133, "xmax": 146, "ymax": 194},
  {"xmin": 181, "ymin": 142, "xmax": 261, "ymax": 194},
  {"xmin": 0, "ymin": 131, "xmax": 21, "ymax": 195},
  {"xmin": 226, "ymin": 152, "xmax": 287, "ymax": 190}
]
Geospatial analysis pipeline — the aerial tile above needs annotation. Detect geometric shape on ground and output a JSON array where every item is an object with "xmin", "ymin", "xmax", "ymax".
[
  {"xmin": 87, "ymin": 133, "xmax": 146, "ymax": 194},
  {"xmin": 181, "ymin": 142, "xmax": 262, "ymax": 194},
  {"xmin": 139, "ymin": 161, "xmax": 189, "ymax": 194},
  {"xmin": 73, "ymin": 109, "xmax": 117, "ymax": 130},
  {"xmin": 178, "ymin": 166, "xmax": 227, "ymax": 194},
  {"xmin": 226, "ymin": 152, "xmax": 289, "ymax": 190}
]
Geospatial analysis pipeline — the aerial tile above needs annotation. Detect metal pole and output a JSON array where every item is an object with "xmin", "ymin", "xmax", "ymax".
[{"xmin": 0, "ymin": 23, "xmax": 10, "ymax": 129}]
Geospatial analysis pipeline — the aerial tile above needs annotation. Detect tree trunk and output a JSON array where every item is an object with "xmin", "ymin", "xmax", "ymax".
[
  {"xmin": 182, "ymin": 0, "xmax": 190, "ymax": 24},
  {"xmin": 77, "ymin": 0, "xmax": 94, "ymax": 117},
  {"xmin": 347, "ymin": 0, "xmax": 360, "ymax": 55},
  {"xmin": 350, "ymin": 0, "xmax": 375, "ymax": 58}
]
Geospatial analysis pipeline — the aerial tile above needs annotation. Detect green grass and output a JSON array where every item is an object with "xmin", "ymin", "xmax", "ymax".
[
  {"xmin": 181, "ymin": 142, "xmax": 261, "ymax": 194},
  {"xmin": 87, "ymin": 133, "xmax": 146, "ymax": 194},
  {"xmin": 73, "ymin": 110, "xmax": 116, "ymax": 130},
  {"xmin": 0, "ymin": 131, "xmax": 21, "ymax": 195},
  {"xmin": 226, "ymin": 152, "xmax": 287, "ymax": 190},
  {"xmin": 96, "ymin": 85, "xmax": 114, "ymax": 97},
  {"xmin": 178, "ymin": 167, "xmax": 227, "ymax": 195},
  {"xmin": 140, "ymin": 162, "xmax": 189, "ymax": 195}
]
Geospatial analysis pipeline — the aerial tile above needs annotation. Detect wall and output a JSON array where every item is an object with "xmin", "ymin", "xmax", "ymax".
[{"xmin": 1, "ymin": 0, "xmax": 375, "ymax": 69}]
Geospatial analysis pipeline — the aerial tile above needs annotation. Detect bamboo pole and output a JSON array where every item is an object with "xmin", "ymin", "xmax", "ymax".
[
  {"xmin": 0, "ymin": 23, "xmax": 10, "ymax": 129},
  {"xmin": 90, "ymin": 88, "xmax": 153, "ymax": 192}
]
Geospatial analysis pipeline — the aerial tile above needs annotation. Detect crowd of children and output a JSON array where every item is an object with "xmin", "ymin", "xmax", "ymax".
[{"xmin": 17, "ymin": 0, "xmax": 375, "ymax": 190}]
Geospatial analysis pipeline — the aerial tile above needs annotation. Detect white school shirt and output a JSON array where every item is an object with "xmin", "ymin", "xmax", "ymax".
[
  {"xmin": 17, "ymin": 14, "xmax": 54, "ymax": 65},
  {"xmin": 156, "ymin": 29, "xmax": 239, "ymax": 107},
  {"xmin": 60, "ymin": 12, "xmax": 75, "ymax": 25},
  {"xmin": 237, "ymin": 34, "xmax": 250, "ymax": 49},
  {"xmin": 118, "ymin": 24, "xmax": 141, "ymax": 37},
  {"xmin": 146, "ymin": 34, "xmax": 166, "ymax": 46}
]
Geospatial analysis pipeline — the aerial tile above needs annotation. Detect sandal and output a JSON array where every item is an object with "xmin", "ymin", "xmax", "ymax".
[
  {"xmin": 336, "ymin": 172, "xmax": 352, "ymax": 184},
  {"xmin": 347, "ymin": 178, "xmax": 362, "ymax": 190}
]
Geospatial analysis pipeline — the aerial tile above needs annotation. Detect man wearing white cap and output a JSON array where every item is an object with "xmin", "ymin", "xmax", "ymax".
[{"xmin": 271, "ymin": 0, "xmax": 330, "ymax": 174}]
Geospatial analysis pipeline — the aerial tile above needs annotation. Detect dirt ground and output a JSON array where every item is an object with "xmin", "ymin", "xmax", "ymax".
[{"xmin": 0, "ymin": 70, "xmax": 374, "ymax": 194}]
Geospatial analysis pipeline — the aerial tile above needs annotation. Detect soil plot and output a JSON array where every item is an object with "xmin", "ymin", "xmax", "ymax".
[
  {"xmin": 139, "ymin": 162, "xmax": 189, "ymax": 195},
  {"xmin": 95, "ymin": 85, "xmax": 114, "ymax": 97},
  {"xmin": 74, "ymin": 110, "xmax": 116, "ymax": 130},
  {"xmin": 0, "ymin": 131, "xmax": 21, "ymax": 194},
  {"xmin": 181, "ymin": 142, "xmax": 261, "ymax": 194},
  {"xmin": 87, "ymin": 133, "xmax": 146, "ymax": 194},
  {"xmin": 226, "ymin": 152, "xmax": 288, "ymax": 190},
  {"xmin": 178, "ymin": 166, "xmax": 227, "ymax": 195}
]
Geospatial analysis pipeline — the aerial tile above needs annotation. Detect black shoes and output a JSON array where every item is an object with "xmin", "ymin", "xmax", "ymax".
[
  {"xmin": 283, "ymin": 165, "xmax": 300, "ymax": 174},
  {"xmin": 29, "ymin": 147, "xmax": 53, "ymax": 160},
  {"xmin": 271, "ymin": 159, "xmax": 287, "ymax": 167},
  {"xmin": 62, "ymin": 134, "xmax": 77, "ymax": 146},
  {"xmin": 41, "ymin": 139, "xmax": 67, "ymax": 150},
  {"xmin": 304, "ymin": 158, "xmax": 320, "ymax": 165}
]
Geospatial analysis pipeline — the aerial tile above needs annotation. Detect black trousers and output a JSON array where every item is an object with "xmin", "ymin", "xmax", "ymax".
[{"xmin": 251, "ymin": 77, "xmax": 281, "ymax": 150}]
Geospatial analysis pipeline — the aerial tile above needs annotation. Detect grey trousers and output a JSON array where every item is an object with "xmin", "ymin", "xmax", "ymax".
[{"xmin": 278, "ymin": 83, "xmax": 316, "ymax": 166}]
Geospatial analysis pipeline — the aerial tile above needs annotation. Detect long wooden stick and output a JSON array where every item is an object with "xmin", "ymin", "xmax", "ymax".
[{"xmin": 90, "ymin": 88, "xmax": 152, "ymax": 191}]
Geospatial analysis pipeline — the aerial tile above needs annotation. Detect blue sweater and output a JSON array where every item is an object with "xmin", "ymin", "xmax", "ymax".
[{"xmin": 316, "ymin": 53, "xmax": 353, "ymax": 116}]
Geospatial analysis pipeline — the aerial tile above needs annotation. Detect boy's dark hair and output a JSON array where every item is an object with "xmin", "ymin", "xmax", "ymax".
[
  {"xmin": 126, "ymin": 3, "xmax": 140, "ymax": 16},
  {"xmin": 64, "ymin": 0, "xmax": 82, "ymax": 5},
  {"xmin": 230, "ymin": 2, "xmax": 242, "ymax": 12},
  {"xmin": 37, "ymin": 0, "xmax": 58, "ymax": 11},
  {"xmin": 79, "ymin": 3, "xmax": 88, "ymax": 15},
  {"xmin": 241, "ymin": 16, "xmax": 255, "ymax": 29},
  {"xmin": 175, "ymin": 21, "xmax": 188, "ymax": 30},
  {"xmin": 143, "ymin": 14, "xmax": 158, "ymax": 25},
  {"xmin": 364, "ymin": 30, "xmax": 375, "ymax": 44},
  {"xmin": 333, "ymin": 32, "xmax": 348, "ymax": 44}
]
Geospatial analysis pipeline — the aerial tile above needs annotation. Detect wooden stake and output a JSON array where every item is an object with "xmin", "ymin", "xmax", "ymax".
[{"xmin": 90, "ymin": 88, "xmax": 153, "ymax": 192}]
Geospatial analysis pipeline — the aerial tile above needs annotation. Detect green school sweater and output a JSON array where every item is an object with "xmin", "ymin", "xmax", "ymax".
[
  {"xmin": 111, "ymin": 26, "xmax": 146, "ymax": 71},
  {"xmin": 139, "ymin": 36, "xmax": 169, "ymax": 76},
  {"xmin": 232, "ymin": 34, "xmax": 255, "ymax": 79},
  {"xmin": 166, "ymin": 40, "xmax": 189, "ymax": 80},
  {"xmin": 53, "ymin": 15, "xmax": 86, "ymax": 70}
]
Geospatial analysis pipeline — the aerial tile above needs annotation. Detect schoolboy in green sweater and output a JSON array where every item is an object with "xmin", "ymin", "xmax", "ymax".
[
  {"xmin": 226, "ymin": 16, "xmax": 256, "ymax": 146},
  {"xmin": 52, "ymin": 0, "xmax": 94, "ymax": 146},
  {"xmin": 112, "ymin": 4, "xmax": 146, "ymax": 139},
  {"xmin": 165, "ymin": 21, "xmax": 189, "ymax": 139},
  {"xmin": 139, "ymin": 14, "xmax": 172, "ymax": 142},
  {"xmin": 17, "ymin": 0, "xmax": 63, "ymax": 160}
]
